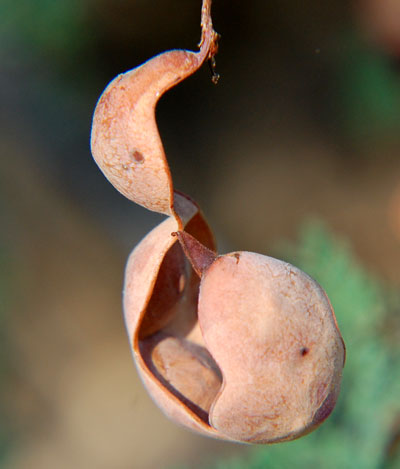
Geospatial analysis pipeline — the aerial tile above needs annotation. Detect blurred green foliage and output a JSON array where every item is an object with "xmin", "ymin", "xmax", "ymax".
[
  {"xmin": 336, "ymin": 35, "xmax": 400, "ymax": 146},
  {"xmin": 0, "ymin": 245, "xmax": 12, "ymax": 466},
  {"xmin": 198, "ymin": 223, "xmax": 400, "ymax": 469},
  {"xmin": 0, "ymin": 0, "xmax": 90, "ymax": 60}
]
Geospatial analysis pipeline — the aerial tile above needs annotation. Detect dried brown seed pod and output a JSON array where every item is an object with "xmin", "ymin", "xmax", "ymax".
[
  {"xmin": 90, "ymin": 0, "xmax": 218, "ymax": 216},
  {"xmin": 125, "ymin": 230, "xmax": 344, "ymax": 443},
  {"xmin": 192, "ymin": 241, "xmax": 345, "ymax": 443},
  {"xmin": 124, "ymin": 193, "xmax": 222, "ymax": 439},
  {"xmin": 90, "ymin": 0, "xmax": 345, "ymax": 444}
]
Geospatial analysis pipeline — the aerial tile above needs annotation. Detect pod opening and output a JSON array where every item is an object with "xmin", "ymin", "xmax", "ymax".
[{"xmin": 138, "ymin": 236, "xmax": 222, "ymax": 425}]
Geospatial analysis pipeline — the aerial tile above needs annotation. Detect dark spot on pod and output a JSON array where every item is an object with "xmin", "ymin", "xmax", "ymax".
[
  {"xmin": 312, "ymin": 389, "xmax": 337, "ymax": 425},
  {"xmin": 132, "ymin": 150, "xmax": 145, "ymax": 164},
  {"xmin": 301, "ymin": 347, "xmax": 309, "ymax": 356}
]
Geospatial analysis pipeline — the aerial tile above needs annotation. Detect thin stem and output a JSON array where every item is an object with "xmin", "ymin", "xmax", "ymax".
[{"xmin": 199, "ymin": 0, "xmax": 220, "ymax": 62}]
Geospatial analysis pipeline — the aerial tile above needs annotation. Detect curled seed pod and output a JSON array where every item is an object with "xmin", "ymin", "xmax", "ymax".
[
  {"xmin": 90, "ymin": 0, "xmax": 219, "ymax": 216},
  {"xmin": 124, "ymin": 194, "xmax": 224, "ymax": 439},
  {"xmin": 125, "ymin": 231, "xmax": 345, "ymax": 443},
  {"xmin": 91, "ymin": 0, "xmax": 345, "ymax": 445}
]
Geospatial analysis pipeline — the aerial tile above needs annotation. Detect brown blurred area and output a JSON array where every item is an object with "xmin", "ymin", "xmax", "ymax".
[{"xmin": 1, "ymin": 0, "xmax": 400, "ymax": 468}]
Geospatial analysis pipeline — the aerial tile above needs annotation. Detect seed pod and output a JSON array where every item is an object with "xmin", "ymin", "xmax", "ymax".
[
  {"xmin": 90, "ymin": 0, "xmax": 219, "ymax": 216},
  {"xmin": 124, "ymin": 195, "xmax": 223, "ymax": 439},
  {"xmin": 91, "ymin": 0, "xmax": 345, "ymax": 445},
  {"xmin": 195, "ymin": 247, "xmax": 345, "ymax": 442},
  {"xmin": 125, "ymin": 231, "xmax": 345, "ymax": 443}
]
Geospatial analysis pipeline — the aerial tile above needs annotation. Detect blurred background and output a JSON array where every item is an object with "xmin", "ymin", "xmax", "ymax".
[{"xmin": 1, "ymin": 0, "xmax": 400, "ymax": 468}]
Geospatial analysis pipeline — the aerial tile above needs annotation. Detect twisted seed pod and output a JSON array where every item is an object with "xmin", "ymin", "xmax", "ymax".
[
  {"xmin": 91, "ymin": 0, "xmax": 345, "ymax": 444},
  {"xmin": 124, "ymin": 194, "xmax": 224, "ymax": 439},
  {"xmin": 91, "ymin": 0, "xmax": 218, "ymax": 216},
  {"xmin": 126, "ymin": 231, "xmax": 344, "ymax": 443}
]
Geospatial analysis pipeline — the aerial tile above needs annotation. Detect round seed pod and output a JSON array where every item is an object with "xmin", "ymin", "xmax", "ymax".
[
  {"xmin": 125, "ymin": 230, "xmax": 345, "ymax": 443},
  {"xmin": 198, "ymin": 250, "xmax": 345, "ymax": 443}
]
